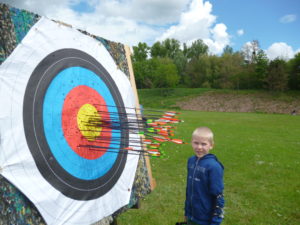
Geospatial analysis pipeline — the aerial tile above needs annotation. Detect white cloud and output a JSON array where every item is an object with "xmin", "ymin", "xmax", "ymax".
[
  {"xmin": 1, "ymin": 0, "xmax": 191, "ymax": 46},
  {"xmin": 265, "ymin": 42, "xmax": 297, "ymax": 60},
  {"xmin": 2, "ymin": 0, "xmax": 231, "ymax": 52},
  {"xmin": 237, "ymin": 29, "xmax": 244, "ymax": 36},
  {"xmin": 1, "ymin": 0, "xmax": 71, "ymax": 15},
  {"xmin": 3, "ymin": 0, "xmax": 189, "ymax": 25},
  {"xmin": 204, "ymin": 23, "xmax": 230, "ymax": 54},
  {"xmin": 71, "ymin": 14, "xmax": 163, "ymax": 46},
  {"xmin": 279, "ymin": 14, "xmax": 297, "ymax": 23},
  {"xmin": 94, "ymin": 0, "xmax": 190, "ymax": 25},
  {"xmin": 157, "ymin": 0, "xmax": 230, "ymax": 54}
]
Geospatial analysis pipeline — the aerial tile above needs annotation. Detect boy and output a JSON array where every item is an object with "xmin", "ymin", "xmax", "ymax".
[{"xmin": 184, "ymin": 127, "xmax": 225, "ymax": 225}]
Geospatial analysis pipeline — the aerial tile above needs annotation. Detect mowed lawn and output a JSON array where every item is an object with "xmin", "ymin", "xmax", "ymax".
[{"xmin": 118, "ymin": 110, "xmax": 300, "ymax": 225}]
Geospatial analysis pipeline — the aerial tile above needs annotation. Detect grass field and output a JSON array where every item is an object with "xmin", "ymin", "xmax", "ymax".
[{"xmin": 117, "ymin": 90, "xmax": 300, "ymax": 225}]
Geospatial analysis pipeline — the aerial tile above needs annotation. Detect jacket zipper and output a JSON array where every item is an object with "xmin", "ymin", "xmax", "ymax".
[{"xmin": 191, "ymin": 157, "xmax": 200, "ymax": 220}]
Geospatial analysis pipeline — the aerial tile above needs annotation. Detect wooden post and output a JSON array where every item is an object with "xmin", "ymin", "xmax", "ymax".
[{"xmin": 124, "ymin": 45, "xmax": 156, "ymax": 190}]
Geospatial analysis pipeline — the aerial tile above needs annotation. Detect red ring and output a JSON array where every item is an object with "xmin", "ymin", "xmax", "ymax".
[{"xmin": 62, "ymin": 85, "xmax": 111, "ymax": 159}]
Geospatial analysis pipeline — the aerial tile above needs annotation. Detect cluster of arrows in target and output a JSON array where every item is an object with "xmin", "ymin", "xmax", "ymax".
[{"xmin": 77, "ymin": 104, "xmax": 186, "ymax": 158}]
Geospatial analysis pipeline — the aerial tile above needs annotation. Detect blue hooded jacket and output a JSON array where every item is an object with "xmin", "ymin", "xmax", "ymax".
[{"xmin": 185, "ymin": 154, "xmax": 225, "ymax": 225}]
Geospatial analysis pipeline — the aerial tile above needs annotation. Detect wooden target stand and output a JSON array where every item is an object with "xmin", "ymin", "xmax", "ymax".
[{"xmin": 125, "ymin": 46, "xmax": 156, "ymax": 191}]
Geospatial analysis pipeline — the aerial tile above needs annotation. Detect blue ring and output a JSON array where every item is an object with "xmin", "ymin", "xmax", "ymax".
[{"xmin": 43, "ymin": 67, "xmax": 120, "ymax": 180}]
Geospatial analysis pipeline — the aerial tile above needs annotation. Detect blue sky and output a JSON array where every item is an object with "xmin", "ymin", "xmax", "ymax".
[
  {"xmin": 2, "ymin": 0, "xmax": 300, "ymax": 59},
  {"xmin": 209, "ymin": 0, "xmax": 300, "ymax": 52}
]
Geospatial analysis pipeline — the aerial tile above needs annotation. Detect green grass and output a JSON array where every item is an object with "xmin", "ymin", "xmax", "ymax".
[
  {"xmin": 118, "ymin": 88, "xmax": 300, "ymax": 224},
  {"xmin": 118, "ymin": 110, "xmax": 300, "ymax": 225}
]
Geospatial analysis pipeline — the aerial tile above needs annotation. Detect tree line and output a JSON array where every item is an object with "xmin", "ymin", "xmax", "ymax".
[{"xmin": 131, "ymin": 39, "xmax": 300, "ymax": 91}]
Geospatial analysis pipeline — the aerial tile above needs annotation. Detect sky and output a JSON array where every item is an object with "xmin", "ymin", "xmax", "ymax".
[{"xmin": 2, "ymin": 0, "xmax": 300, "ymax": 60}]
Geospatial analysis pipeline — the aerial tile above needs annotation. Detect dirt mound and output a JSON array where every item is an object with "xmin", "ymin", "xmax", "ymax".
[{"xmin": 176, "ymin": 92, "xmax": 300, "ymax": 114}]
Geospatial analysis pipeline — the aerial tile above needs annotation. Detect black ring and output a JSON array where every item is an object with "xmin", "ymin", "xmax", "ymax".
[{"xmin": 23, "ymin": 48, "xmax": 128, "ymax": 200}]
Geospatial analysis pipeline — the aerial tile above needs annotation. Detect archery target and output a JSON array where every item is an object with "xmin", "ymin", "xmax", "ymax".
[{"xmin": 0, "ymin": 17, "xmax": 140, "ymax": 225}]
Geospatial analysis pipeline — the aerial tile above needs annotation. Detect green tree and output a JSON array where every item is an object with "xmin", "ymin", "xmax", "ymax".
[
  {"xmin": 265, "ymin": 58, "xmax": 289, "ymax": 91},
  {"xmin": 254, "ymin": 49, "xmax": 269, "ymax": 89},
  {"xmin": 172, "ymin": 50, "xmax": 188, "ymax": 85},
  {"xmin": 183, "ymin": 43, "xmax": 188, "ymax": 57},
  {"xmin": 240, "ymin": 40, "xmax": 271, "ymax": 89},
  {"xmin": 150, "ymin": 39, "xmax": 184, "ymax": 86},
  {"xmin": 132, "ymin": 42, "xmax": 149, "ymax": 62},
  {"xmin": 185, "ymin": 55, "xmax": 211, "ymax": 87},
  {"xmin": 152, "ymin": 58, "xmax": 180, "ymax": 88},
  {"xmin": 222, "ymin": 45, "xmax": 234, "ymax": 55},
  {"xmin": 218, "ymin": 52, "xmax": 244, "ymax": 89},
  {"xmin": 150, "ymin": 41, "xmax": 166, "ymax": 58},
  {"xmin": 186, "ymin": 39, "xmax": 209, "ymax": 60},
  {"xmin": 237, "ymin": 64, "xmax": 255, "ymax": 89},
  {"xmin": 133, "ymin": 60, "xmax": 155, "ymax": 88},
  {"xmin": 162, "ymin": 38, "xmax": 181, "ymax": 59},
  {"xmin": 207, "ymin": 55, "xmax": 221, "ymax": 88},
  {"xmin": 150, "ymin": 38, "xmax": 181, "ymax": 59},
  {"xmin": 133, "ymin": 57, "xmax": 179, "ymax": 88},
  {"xmin": 288, "ymin": 52, "xmax": 300, "ymax": 90}
]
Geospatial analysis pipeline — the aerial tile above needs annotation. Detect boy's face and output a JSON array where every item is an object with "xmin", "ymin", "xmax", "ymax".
[{"xmin": 191, "ymin": 136, "xmax": 213, "ymax": 158}]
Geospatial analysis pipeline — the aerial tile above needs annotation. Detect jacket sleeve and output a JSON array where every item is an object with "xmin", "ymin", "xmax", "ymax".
[
  {"xmin": 184, "ymin": 158, "xmax": 189, "ymax": 216},
  {"xmin": 208, "ymin": 164, "xmax": 225, "ymax": 225}
]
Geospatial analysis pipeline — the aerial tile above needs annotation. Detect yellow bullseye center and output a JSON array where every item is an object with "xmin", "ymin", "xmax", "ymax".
[{"xmin": 77, "ymin": 104, "xmax": 102, "ymax": 141}]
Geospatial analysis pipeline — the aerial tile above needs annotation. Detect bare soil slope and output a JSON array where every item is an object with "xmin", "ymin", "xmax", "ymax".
[{"xmin": 176, "ymin": 92, "xmax": 300, "ymax": 114}]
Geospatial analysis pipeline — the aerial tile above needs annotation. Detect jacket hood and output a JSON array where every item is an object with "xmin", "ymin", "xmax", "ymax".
[{"xmin": 197, "ymin": 154, "xmax": 224, "ymax": 169}]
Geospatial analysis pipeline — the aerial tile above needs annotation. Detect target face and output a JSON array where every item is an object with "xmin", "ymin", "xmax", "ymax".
[
  {"xmin": 0, "ymin": 17, "xmax": 140, "ymax": 224},
  {"xmin": 23, "ymin": 48, "xmax": 128, "ymax": 200}
]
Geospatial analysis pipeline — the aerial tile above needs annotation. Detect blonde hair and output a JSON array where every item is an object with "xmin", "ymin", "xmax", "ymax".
[{"xmin": 192, "ymin": 127, "xmax": 214, "ymax": 145}]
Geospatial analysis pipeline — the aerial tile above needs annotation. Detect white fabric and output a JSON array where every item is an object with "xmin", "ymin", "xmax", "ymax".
[{"xmin": 0, "ymin": 17, "xmax": 140, "ymax": 225}]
